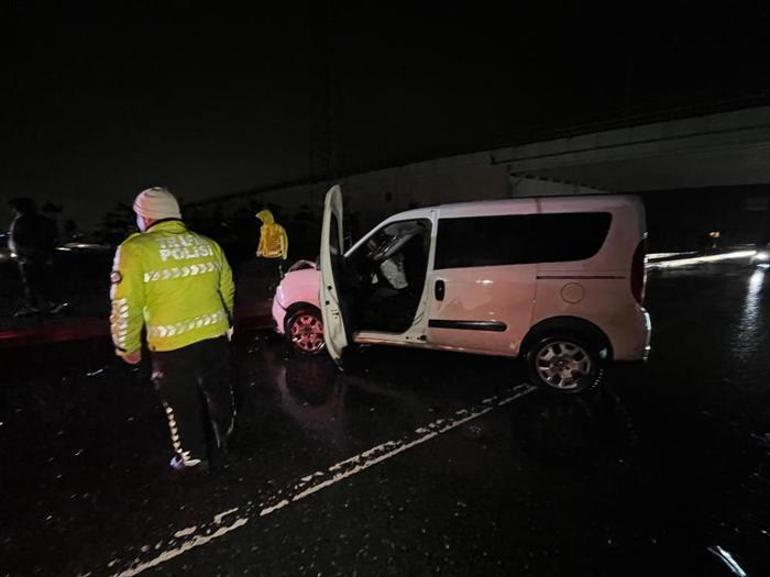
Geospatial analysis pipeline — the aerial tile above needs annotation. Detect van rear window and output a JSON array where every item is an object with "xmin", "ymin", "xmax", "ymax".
[{"xmin": 434, "ymin": 212, "xmax": 612, "ymax": 269}]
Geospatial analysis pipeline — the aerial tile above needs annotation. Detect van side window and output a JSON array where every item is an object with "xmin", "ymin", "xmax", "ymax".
[{"xmin": 434, "ymin": 212, "xmax": 612, "ymax": 269}]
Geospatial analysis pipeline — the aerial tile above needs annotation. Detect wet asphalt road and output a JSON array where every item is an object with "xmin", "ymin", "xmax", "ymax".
[{"xmin": 2, "ymin": 263, "xmax": 770, "ymax": 576}]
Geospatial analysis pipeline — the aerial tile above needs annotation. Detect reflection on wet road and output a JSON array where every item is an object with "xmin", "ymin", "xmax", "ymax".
[
  {"xmin": 736, "ymin": 268, "xmax": 766, "ymax": 364},
  {"xmin": 2, "ymin": 263, "xmax": 770, "ymax": 576}
]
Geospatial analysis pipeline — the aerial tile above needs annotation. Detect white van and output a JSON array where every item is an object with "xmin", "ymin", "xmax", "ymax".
[{"xmin": 274, "ymin": 185, "xmax": 651, "ymax": 393}]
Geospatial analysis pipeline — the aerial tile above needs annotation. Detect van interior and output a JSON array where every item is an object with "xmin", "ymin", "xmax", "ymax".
[{"xmin": 343, "ymin": 219, "xmax": 431, "ymax": 333}]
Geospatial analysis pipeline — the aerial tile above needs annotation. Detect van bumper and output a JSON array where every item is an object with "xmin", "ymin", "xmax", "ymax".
[
  {"xmin": 640, "ymin": 310, "xmax": 652, "ymax": 361},
  {"xmin": 272, "ymin": 296, "xmax": 287, "ymax": 335},
  {"xmin": 611, "ymin": 308, "xmax": 651, "ymax": 362}
]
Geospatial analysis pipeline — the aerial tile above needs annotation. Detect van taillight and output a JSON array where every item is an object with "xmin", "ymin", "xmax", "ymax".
[{"xmin": 631, "ymin": 240, "xmax": 647, "ymax": 305}]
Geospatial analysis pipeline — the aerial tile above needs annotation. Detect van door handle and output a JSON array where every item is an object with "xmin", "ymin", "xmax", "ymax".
[{"xmin": 434, "ymin": 279, "xmax": 445, "ymax": 301}]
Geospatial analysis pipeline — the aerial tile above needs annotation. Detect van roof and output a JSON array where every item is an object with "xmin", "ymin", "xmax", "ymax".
[{"xmin": 387, "ymin": 194, "xmax": 641, "ymax": 221}]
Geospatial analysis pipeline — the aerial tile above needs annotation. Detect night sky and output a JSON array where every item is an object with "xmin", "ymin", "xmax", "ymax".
[{"xmin": 3, "ymin": 1, "xmax": 770, "ymax": 229}]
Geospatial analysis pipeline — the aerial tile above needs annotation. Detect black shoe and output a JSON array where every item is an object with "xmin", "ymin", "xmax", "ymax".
[{"xmin": 209, "ymin": 423, "xmax": 235, "ymax": 470}]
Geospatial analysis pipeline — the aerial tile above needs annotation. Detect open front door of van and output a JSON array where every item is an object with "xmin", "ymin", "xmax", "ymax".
[{"xmin": 319, "ymin": 185, "xmax": 354, "ymax": 362}]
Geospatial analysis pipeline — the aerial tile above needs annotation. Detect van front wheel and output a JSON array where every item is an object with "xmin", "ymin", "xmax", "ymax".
[
  {"xmin": 527, "ymin": 336, "xmax": 602, "ymax": 394},
  {"xmin": 285, "ymin": 307, "xmax": 326, "ymax": 355}
]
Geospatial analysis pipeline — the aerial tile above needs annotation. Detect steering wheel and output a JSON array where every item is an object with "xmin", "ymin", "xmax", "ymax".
[
  {"xmin": 370, "ymin": 232, "xmax": 414, "ymax": 263},
  {"xmin": 366, "ymin": 237, "xmax": 389, "ymax": 262}
]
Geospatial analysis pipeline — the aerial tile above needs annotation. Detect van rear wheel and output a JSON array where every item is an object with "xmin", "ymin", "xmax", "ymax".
[{"xmin": 527, "ymin": 335, "xmax": 602, "ymax": 394}]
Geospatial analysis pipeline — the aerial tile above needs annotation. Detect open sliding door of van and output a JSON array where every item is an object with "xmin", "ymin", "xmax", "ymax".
[{"xmin": 319, "ymin": 185, "xmax": 354, "ymax": 362}]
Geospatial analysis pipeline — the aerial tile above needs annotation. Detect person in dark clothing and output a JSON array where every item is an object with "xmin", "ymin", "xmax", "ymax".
[{"xmin": 7, "ymin": 198, "xmax": 65, "ymax": 316}]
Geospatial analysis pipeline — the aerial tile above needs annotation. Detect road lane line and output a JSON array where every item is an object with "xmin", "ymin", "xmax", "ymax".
[{"xmin": 107, "ymin": 383, "xmax": 536, "ymax": 577}]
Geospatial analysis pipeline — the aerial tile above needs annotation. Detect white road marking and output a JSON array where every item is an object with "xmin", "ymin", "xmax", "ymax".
[
  {"xmin": 172, "ymin": 526, "xmax": 197, "ymax": 538},
  {"xmin": 212, "ymin": 507, "xmax": 239, "ymax": 525},
  {"xmin": 107, "ymin": 383, "xmax": 535, "ymax": 577}
]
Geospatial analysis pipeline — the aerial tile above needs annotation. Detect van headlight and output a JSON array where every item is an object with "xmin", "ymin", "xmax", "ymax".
[{"xmin": 754, "ymin": 251, "xmax": 770, "ymax": 262}]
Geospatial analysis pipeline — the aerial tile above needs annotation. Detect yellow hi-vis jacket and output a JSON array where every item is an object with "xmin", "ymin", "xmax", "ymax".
[
  {"xmin": 110, "ymin": 220, "xmax": 235, "ymax": 355},
  {"xmin": 256, "ymin": 209, "xmax": 288, "ymax": 259}
]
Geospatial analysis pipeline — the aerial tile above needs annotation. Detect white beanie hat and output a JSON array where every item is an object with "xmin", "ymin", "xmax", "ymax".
[{"xmin": 133, "ymin": 187, "xmax": 182, "ymax": 220}]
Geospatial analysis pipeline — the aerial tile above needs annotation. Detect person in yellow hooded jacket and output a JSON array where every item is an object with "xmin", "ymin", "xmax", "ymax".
[
  {"xmin": 256, "ymin": 208, "xmax": 288, "ymax": 256},
  {"xmin": 256, "ymin": 208, "xmax": 289, "ymax": 294},
  {"xmin": 110, "ymin": 187, "xmax": 235, "ymax": 475}
]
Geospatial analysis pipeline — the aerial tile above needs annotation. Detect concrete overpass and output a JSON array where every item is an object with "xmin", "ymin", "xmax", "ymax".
[
  {"xmin": 192, "ymin": 104, "xmax": 770, "ymax": 250},
  {"xmin": 490, "ymin": 105, "xmax": 770, "ymax": 193}
]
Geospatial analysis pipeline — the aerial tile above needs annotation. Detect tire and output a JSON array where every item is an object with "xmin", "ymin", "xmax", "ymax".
[
  {"xmin": 285, "ymin": 307, "xmax": 326, "ymax": 355},
  {"xmin": 526, "ymin": 334, "xmax": 604, "ymax": 394}
]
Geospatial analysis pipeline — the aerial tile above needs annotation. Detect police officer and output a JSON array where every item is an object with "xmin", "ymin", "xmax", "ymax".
[{"xmin": 110, "ymin": 187, "xmax": 235, "ymax": 474}]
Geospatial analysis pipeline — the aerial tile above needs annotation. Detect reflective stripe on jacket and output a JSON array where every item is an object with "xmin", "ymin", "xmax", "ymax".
[{"xmin": 110, "ymin": 220, "xmax": 235, "ymax": 353}]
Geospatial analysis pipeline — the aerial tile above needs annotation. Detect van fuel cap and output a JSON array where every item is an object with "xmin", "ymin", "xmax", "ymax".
[{"xmin": 561, "ymin": 283, "xmax": 585, "ymax": 304}]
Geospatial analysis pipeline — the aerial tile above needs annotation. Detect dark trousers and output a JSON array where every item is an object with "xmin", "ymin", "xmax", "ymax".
[
  {"xmin": 151, "ymin": 337, "xmax": 235, "ymax": 463},
  {"xmin": 18, "ymin": 259, "xmax": 53, "ymax": 308},
  {"xmin": 259, "ymin": 258, "xmax": 285, "ymax": 297}
]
